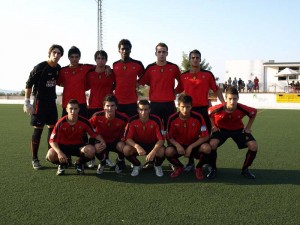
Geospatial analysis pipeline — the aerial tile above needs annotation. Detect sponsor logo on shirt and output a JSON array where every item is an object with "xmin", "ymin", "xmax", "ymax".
[{"xmin": 201, "ymin": 126, "xmax": 207, "ymax": 132}]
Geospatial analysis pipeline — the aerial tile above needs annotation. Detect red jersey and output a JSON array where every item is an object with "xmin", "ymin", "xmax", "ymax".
[
  {"xmin": 254, "ymin": 78, "xmax": 259, "ymax": 86},
  {"xmin": 113, "ymin": 59, "xmax": 144, "ymax": 104},
  {"xmin": 89, "ymin": 110, "xmax": 129, "ymax": 143},
  {"xmin": 166, "ymin": 111, "xmax": 209, "ymax": 146},
  {"xmin": 125, "ymin": 114, "xmax": 164, "ymax": 144},
  {"xmin": 180, "ymin": 70, "xmax": 218, "ymax": 107},
  {"xmin": 139, "ymin": 62, "xmax": 183, "ymax": 102},
  {"xmin": 208, "ymin": 103, "xmax": 257, "ymax": 130},
  {"xmin": 50, "ymin": 115, "xmax": 97, "ymax": 145},
  {"xmin": 58, "ymin": 64, "xmax": 94, "ymax": 107},
  {"xmin": 86, "ymin": 70, "xmax": 115, "ymax": 109}
]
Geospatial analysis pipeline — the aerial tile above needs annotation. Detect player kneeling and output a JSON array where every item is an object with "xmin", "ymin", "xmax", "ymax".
[
  {"xmin": 46, "ymin": 99, "xmax": 104, "ymax": 175},
  {"xmin": 123, "ymin": 100, "xmax": 165, "ymax": 177},
  {"xmin": 165, "ymin": 94, "xmax": 211, "ymax": 180}
]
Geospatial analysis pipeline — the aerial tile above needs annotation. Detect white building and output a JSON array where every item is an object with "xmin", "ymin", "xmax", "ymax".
[{"xmin": 225, "ymin": 60, "xmax": 300, "ymax": 92}]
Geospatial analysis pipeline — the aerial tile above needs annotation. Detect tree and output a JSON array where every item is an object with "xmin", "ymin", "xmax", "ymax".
[{"xmin": 180, "ymin": 51, "xmax": 212, "ymax": 73}]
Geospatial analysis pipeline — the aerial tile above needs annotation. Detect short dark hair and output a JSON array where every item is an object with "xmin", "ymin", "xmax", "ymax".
[
  {"xmin": 155, "ymin": 42, "xmax": 168, "ymax": 51},
  {"xmin": 94, "ymin": 50, "xmax": 108, "ymax": 61},
  {"xmin": 225, "ymin": 86, "xmax": 239, "ymax": 98},
  {"xmin": 118, "ymin": 39, "xmax": 132, "ymax": 50},
  {"xmin": 103, "ymin": 94, "xmax": 118, "ymax": 106},
  {"xmin": 68, "ymin": 46, "xmax": 81, "ymax": 57},
  {"xmin": 68, "ymin": 99, "xmax": 79, "ymax": 106},
  {"xmin": 189, "ymin": 49, "xmax": 201, "ymax": 60},
  {"xmin": 48, "ymin": 44, "xmax": 64, "ymax": 57},
  {"xmin": 137, "ymin": 99, "xmax": 150, "ymax": 107},
  {"xmin": 177, "ymin": 94, "xmax": 193, "ymax": 105}
]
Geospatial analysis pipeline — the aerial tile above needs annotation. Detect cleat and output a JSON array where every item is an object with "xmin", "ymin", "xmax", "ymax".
[
  {"xmin": 131, "ymin": 164, "xmax": 142, "ymax": 177},
  {"xmin": 143, "ymin": 161, "xmax": 154, "ymax": 169},
  {"xmin": 106, "ymin": 159, "xmax": 116, "ymax": 167},
  {"xmin": 170, "ymin": 167, "xmax": 184, "ymax": 178},
  {"xmin": 115, "ymin": 159, "xmax": 126, "ymax": 174},
  {"xmin": 75, "ymin": 163, "xmax": 85, "ymax": 175},
  {"xmin": 206, "ymin": 168, "xmax": 217, "ymax": 179},
  {"xmin": 154, "ymin": 165, "xmax": 164, "ymax": 177},
  {"xmin": 86, "ymin": 159, "xmax": 95, "ymax": 168},
  {"xmin": 96, "ymin": 163, "xmax": 105, "ymax": 175},
  {"xmin": 32, "ymin": 159, "xmax": 42, "ymax": 170},
  {"xmin": 241, "ymin": 169, "xmax": 256, "ymax": 179},
  {"xmin": 184, "ymin": 163, "xmax": 195, "ymax": 172},
  {"xmin": 56, "ymin": 165, "xmax": 65, "ymax": 176},
  {"xmin": 169, "ymin": 164, "xmax": 175, "ymax": 171},
  {"xmin": 195, "ymin": 167, "xmax": 204, "ymax": 180}
]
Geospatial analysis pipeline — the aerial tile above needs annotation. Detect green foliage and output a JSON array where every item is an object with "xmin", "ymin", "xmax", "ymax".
[
  {"xmin": 181, "ymin": 51, "xmax": 212, "ymax": 72},
  {"xmin": 1, "ymin": 105, "xmax": 299, "ymax": 225}
]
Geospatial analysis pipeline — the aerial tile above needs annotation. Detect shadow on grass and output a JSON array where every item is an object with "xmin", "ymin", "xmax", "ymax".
[{"xmin": 89, "ymin": 166, "xmax": 300, "ymax": 185}]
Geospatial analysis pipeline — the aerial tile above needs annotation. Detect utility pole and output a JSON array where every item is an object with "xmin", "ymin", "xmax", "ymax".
[{"xmin": 96, "ymin": 0, "xmax": 103, "ymax": 50}]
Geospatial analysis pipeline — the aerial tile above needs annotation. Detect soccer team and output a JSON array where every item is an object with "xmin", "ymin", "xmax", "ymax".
[{"xmin": 24, "ymin": 39, "xmax": 258, "ymax": 179}]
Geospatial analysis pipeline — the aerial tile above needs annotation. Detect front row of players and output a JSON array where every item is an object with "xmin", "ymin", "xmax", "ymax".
[{"xmin": 46, "ymin": 86, "xmax": 258, "ymax": 179}]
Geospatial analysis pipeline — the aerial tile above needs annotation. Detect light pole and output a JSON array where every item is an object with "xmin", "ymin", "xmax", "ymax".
[{"xmin": 96, "ymin": 0, "xmax": 103, "ymax": 50}]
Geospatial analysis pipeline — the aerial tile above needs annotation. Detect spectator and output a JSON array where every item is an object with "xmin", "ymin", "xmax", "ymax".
[{"xmin": 254, "ymin": 76, "xmax": 259, "ymax": 92}]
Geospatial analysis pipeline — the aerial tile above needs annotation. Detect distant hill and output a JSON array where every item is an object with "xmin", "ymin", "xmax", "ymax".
[{"xmin": 0, "ymin": 88, "xmax": 19, "ymax": 94}]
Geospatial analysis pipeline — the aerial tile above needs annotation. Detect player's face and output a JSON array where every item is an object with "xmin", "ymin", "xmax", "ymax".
[
  {"xmin": 66, "ymin": 103, "xmax": 79, "ymax": 121},
  {"xmin": 155, "ymin": 46, "xmax": 168, "ymax": 63},
  {"xmin": 226, "ymin": 94, "xmax": 238, "ymax": 110},
  {"xmin": 95, "ymin": 55, "xmax": 107, "ymax": 67},
  {"xmin": 178, "ymin": 102, "xmax": 192, "ymax": 118},
  {"xmin": 49, "ymin": 48, "xmax": 62, "ymax": 64},
  {"xmin": 119, "ymin": 44, "xmax": 131, "ymax": 61},
  {"xmin": 138, "ymin": 104, "xmax": 150, "ymax": 121},
  {"xmin": 104, "ymin": 101, "xmax": 117, "ymax": 116},
  {"xmin": 68, "ymin": 54, "xmax": 80, "ymax": 67},
  {"xmin": 189, "ymin": 53, "xmax": 201, "ymax": 67}
]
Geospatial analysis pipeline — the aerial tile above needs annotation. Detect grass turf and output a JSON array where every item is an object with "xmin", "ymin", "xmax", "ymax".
[{"xmin": 0, "ymin": 105, "xmax": 299, "ymax": 225}]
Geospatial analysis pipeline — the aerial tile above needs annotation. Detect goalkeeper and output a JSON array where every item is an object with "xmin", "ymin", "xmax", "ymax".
[{"xmin": 24, "ymin": 44, "xmax": 64, "ymax": 170}]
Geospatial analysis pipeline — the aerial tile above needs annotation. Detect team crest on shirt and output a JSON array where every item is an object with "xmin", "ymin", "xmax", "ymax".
[
  {"xmin": 202, "ymin": 75, "xmax": 206, "ymax": 79},
  {"xmin": 123, "ymin": 65, "xmax": 127, "ymax": 70},
  {"xmin": 150, "ymin": 125, "xmax": 153, "ymax": 129},
  {"xmin": 107, "ymin": 122, "xmax": 111, "ymax": 127},
  {"xmin": 183, "ymin": 123, "xmax": 187, "ymax": 128},
  {"xmin": 142, "ymin": 126, "xmax": 146, "ymax": 131},
  {"xmin": 192, "ymin": 123, "xmax": 195, "ymax": 126},
  {"xmin": 160, "ymin": 68, "xmax": 164, "ymax": 73},
  {"xmin": 72, "ymin": 70, "xmax": 76, "ymax": 75}
]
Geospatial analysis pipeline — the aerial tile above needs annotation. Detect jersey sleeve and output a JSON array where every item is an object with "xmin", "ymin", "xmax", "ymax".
[{"xmin": 26, "ymin": 64, "xmax": 41, "ymax": 89}]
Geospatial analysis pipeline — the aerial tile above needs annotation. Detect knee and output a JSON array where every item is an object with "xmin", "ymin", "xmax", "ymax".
[
  {"xmin": 45, "ymin": 148, "xmax": 58, "ymax": 163},
  {"xmin": 123, "ymin": 145, "xmax": 134, "ymax": 156},
  {"xmin": 156, "ymin": 146, "xmax": 165, "ymax": 158},
  {"xmin": 200, "ymin": 143, "xmax": 211, "ymax": 154},
  {"xmin": 82, "ymin": 145, "xmax": 95, "ymax": 158},
  {"xmin": 165, "ymin": 147, "xmax": 175, "ymax": 158},
  {"xmin": 209, "ymin": 140, "xmax": 219, "ymax": 150},
  {"xmin": 248, "ymin": 141, "xmax": 258, "ymax": 152},
  {"xmin": 116, "ymin": 141, "xmax": 125, "ymax": 153}
]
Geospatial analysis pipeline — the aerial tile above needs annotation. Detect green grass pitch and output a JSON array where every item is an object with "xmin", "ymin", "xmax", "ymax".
[{"xmin": 0, "ymin": 105, "xmax": 299, "ymax": 225}]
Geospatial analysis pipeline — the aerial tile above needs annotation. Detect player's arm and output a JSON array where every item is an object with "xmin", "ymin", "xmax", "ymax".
[
  {"xmin": 185, "ymin": 136, "xmax": 209, "ymax": 158},
  {"xmin": 244, "ymin": 116, "xmax": 256, "ymax": 133},
  {"xmin": 168, "ymin": 138, "xmax": 185, "ymax": 155},
  {"xmin": 215, "ymin": 87, "xmax": 225, "ymax": 103},
  {"xmin": 126, "ymin": 138, "xmax": 146, "ymax": 156},
  {"xmin": 146, "ymin": 140, "xmax": 164, "ymax": 162},
  {"xmin": 50, "ymin": 142, "xmax": 68, "ymax": 164}
]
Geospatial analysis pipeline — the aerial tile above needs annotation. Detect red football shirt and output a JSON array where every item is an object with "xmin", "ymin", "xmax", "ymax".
[
  {"xmin": 86, "ymin": 70, "xmax": 115, "ymax": 109},
  {"xmin": 125, "ymin": 114, "xmax": 164, "ymax": 144},
  {"xmin": 50, "ymin": 116, "xmax": 97, "ymax": 145},
  {"xmin": 58, "ymin": 64, "xmax": 94, "ymax": 107},
  {"xmin": 89, "ymin": 110, "xmax": 129, "ymax": 143},
  {"xmin": 113, "ymin": 59, "xmax": 144, "ymax": 104},
  {"xmin": 180, "ymin": 70, "xmax": 218, "ymax": 107},
  {"xmin": 139, "ymin": 62, "xmax": 183, "ymax": 102},
  {"xmin": 208, "ymin": 103, "xmax": 257, "ymax": 130},
  {"xmin": 166, "ymin": 111, "xmax": 209, "ymax": 145}
]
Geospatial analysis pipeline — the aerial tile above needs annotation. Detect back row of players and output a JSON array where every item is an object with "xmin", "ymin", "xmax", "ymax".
[{"xmin": 24, "ymin": 40, "xmax": 258, "ymax": 179}]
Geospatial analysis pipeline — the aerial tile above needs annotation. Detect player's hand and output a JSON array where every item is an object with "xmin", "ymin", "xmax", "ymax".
[
  {"xmin": 211, "ymin": 126, "xmax": 220, "ymax": 133},
  {"xmin": 104, "ymin": 65, "xmax": 112, "ymax": 76},
  {"xmin": 23, "ymin": 99, "xmax": 34, "ymax": 115},
  {"xmin": 176, "ymin": 144, "xmax": 185, "ymax": 155},
  {"xmin": 57, "ymin": 152, "xmax": 68, "ymax": 163},
  {"xmin": 95, "ymin": 141, "xmax": 106, "ymax": 152},
  {"xmin": 146, "ymin": 150, "xmax": 155, "ymax": 162},
  {"xmin": 184, "ymin": 146, "xmax": 193, "ymax": 158},
  {"xmin": 136, "ymin": 145, "xmax": 146, "ymax": 156},
  {"xmin": 243, "ymin": 128, "xmax": 252, "ymax": 133}
]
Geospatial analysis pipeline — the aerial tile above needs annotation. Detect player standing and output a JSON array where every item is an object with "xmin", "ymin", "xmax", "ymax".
[
  {"xmin": 24, "ymin": 44, "xmax": 64, "ymax": 170},
  {"xmin": 208, "ymin": 86, "xmax": 258, "ymax": 179}
]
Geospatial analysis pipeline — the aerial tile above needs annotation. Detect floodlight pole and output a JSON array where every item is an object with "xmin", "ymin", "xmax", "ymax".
[{"xmin": 95, "ymin": 0, "xmax": 103, "ymax": 50}]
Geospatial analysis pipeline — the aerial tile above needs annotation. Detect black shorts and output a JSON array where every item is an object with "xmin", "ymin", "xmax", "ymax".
[
  {"xmin": 31, "ymin": 99, "xmax": 58, "ymax": 127},
  {"xmin": 117, "ymin": 103, "xmax": 137, "ymax": 118},
  {"xmin": 150, "ymin": 101, "xmax": 176, "ymax": 129},
  {"xmin": 106, "ymin": 141, "xmax": 123, "ymax": 153},
  {"xmin": 59, "ymin": 144, "xmax": 85, "ymax": 157},
  {"xmin": 87, "ymin": 107, "xmax": 103, "ymax": 119},
  {"xmin": 167, "ymin": 144, "xmax": 201, "ymax": 158},
  {"xmin": 62, "ymin": 103, "xmax": 88, "ymax": 118},
  {"xmin": 136, "ymin": 142, "xmax": 156, "ymax": 154},
  {"xmin": 210, "ymin": 128, "xmax": 256, "ymax": 149},
  {"xmin": 192, "ymin": 106, "xmax": 211, "ymax": 133}
]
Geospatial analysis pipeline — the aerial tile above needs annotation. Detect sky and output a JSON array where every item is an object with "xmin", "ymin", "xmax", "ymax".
[{"xmin": 1, "ymin": 0, "xmax": 299, "ymax": 92}]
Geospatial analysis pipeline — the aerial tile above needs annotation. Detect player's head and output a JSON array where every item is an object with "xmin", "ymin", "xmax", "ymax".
[
  {"xmin": 189, "ymin": 49, "xmax": 201, "ymax": 60},
  {"xmin": 48, "ymin": 44, "xmax": 64, "ymax": 58},
  {"xmin": 155, "ymin": 43, "xmax": 168, "ymax": 62},
  {"xmin": 94, "ymin": 50, "xmax": 108, "ymax": 67},
  {"xmin": 225, "ymin": 86, "xmax": 239, "ymax": 110},
  {"xmin": 68, "ymin": 46, "xmax": 81, "ymax": 66},
  {"xmin": 118, "ymin": 39, "xmax": 132, "ymax": 60},
  {"xmin": 137, "ymin": 100, "xmax": 151, "ymax": 120},
  {"xmin": 66, "ymin": 99, "xmax": 80, "ymax": 118},
  {"xmin": 177, "ymin": 94, "xmax": 192, "ymax": 118},
  {"xmin": 189, "ymin": 50, "xmax": 201, "ymax": 68},
  {"xmin": 103, "ymin": 95, "xmax": 118, "ymax": 116}
]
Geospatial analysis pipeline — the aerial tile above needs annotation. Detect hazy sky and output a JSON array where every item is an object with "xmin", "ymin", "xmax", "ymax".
[{"xmin": 1, "ymin": 0, "xmax": 299, "ymax": 91}]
